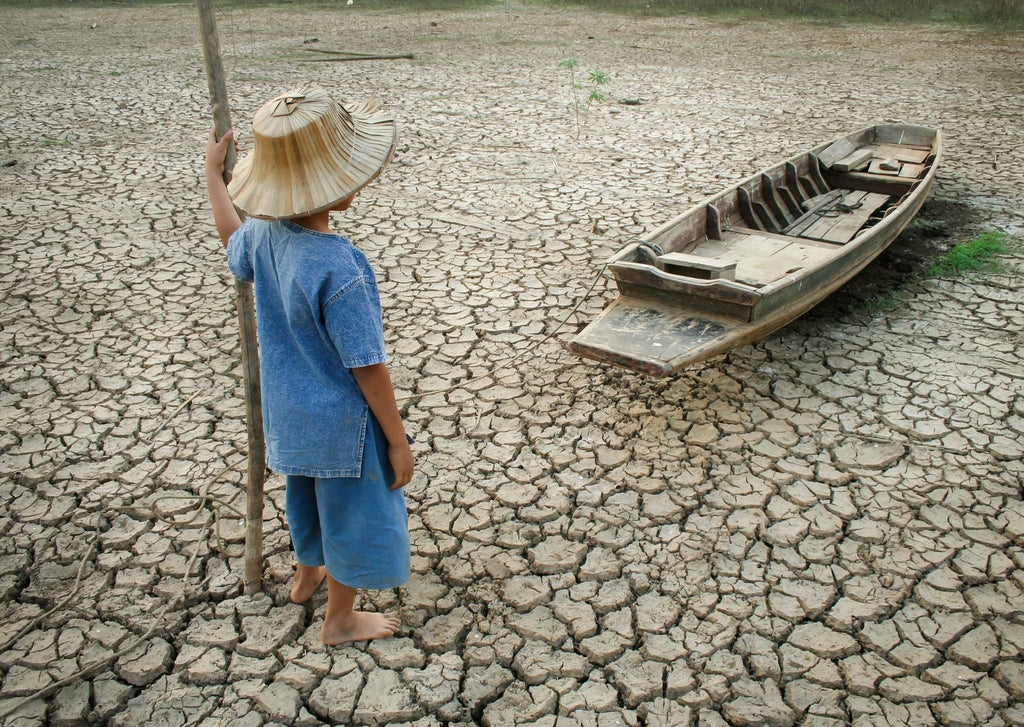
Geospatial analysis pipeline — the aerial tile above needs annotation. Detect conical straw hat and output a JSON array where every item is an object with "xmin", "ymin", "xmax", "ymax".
[{"xmin": 228, "ymin": 86, "xmax": 397, "ymax": 220}]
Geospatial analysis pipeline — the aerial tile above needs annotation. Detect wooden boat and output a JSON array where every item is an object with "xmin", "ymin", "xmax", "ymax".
[{"xmin": 570, "ymin": 123, "xmax": 942, "ymax": 376}]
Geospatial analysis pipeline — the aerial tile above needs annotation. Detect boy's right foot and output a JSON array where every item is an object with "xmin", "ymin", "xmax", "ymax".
[
  {"xmin": 291, "ymin": 565, "xmax": 326, "ymax": 604},
  {"xmin": 322, "ymin": 611, "xmax": 400, "ymax": 645}
]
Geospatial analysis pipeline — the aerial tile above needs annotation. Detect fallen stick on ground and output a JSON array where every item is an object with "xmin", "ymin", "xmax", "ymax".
[
  {"xmin": 303, "ymin": 53, "xmax": 415, "ymax": 62},
  {"xmin": 302, "ymin": 47, "xmax": 412, "ymax": 57}
]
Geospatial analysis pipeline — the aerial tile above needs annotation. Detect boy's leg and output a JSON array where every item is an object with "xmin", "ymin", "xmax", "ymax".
[
  {"xmin": 322, "ymin": 573, "xmax": 401, "ymax": 645},
  {"xmin": 314, "ymin": 418, "xmax": 408, "ymax": 644},
  {"xmin": 284, "ymin": 475, "xmax": 326, "ymax": 603},
  {"xmin": 293, "ymin": 565, "xmax": 325, "ymax": 605}
]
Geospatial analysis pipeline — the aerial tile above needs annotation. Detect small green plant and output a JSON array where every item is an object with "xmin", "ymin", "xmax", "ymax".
[
  {"xmin": 855, "ymin": 230, "xmax": 1015, "ymax": 314},
  {"xmin": 863, "ymin": 290, "xmax": 910, "ymax": 312},
  {"xmin": 558, "ymin": 58, "xmax": 611, "ymax": 139},
  {"xmin": 926, "ymin": 230, "xmax": 1009, "ymax": 277}
]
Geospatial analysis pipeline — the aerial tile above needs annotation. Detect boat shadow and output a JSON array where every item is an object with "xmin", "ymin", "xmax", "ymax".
[{"xmin": 796, "ymin": 198, "xmax": 983, "ymax": 323}]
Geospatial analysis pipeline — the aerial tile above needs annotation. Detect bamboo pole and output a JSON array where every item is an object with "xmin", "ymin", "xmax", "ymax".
[{"xmin": 196, "ymin": 0, "xmax": 266, "ymax": 595}]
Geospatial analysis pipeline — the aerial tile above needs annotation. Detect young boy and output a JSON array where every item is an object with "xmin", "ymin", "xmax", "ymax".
[{"xmin": 204, "ymin": 86, "xmax": 413, "ymax": 645}]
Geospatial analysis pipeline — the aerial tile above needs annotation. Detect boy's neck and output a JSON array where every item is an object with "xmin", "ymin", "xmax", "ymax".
[{"xmin": 289, "ymin": 209, "xmax": 333, "ymax": 234}]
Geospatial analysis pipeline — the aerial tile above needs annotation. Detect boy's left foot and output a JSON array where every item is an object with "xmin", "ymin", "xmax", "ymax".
[{"xmin": 291, "ymin": 565, "xmax": 326, "ymax": 603}]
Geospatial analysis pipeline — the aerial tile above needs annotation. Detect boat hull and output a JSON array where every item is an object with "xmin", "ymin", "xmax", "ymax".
[{"xmin": 571, "ymin": 124, "xmax": 941, "ymax": 376}]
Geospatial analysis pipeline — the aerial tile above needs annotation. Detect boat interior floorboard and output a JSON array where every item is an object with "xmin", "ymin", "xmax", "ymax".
[
  {"xmin": 794, "ymin": 190, "xmax": 889, "ymax": 243},
  {"xmin": 686, "ymin": 228, "xmax": 839, "ymax": 288},
  {"xmin": 723, "ymin": 227, "xmax": 844, "ymax": 250}
]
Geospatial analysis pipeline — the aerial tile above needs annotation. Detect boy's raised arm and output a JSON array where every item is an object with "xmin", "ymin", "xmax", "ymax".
[{"xmin": 205, "ymin": 129, "xmax": 242, "ymax": 247}]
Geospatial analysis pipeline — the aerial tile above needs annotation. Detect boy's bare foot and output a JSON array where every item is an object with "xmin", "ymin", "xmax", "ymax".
[
  {"xmin": 322, "ymin": 611, "xmax": 400, "ymax": 645},
  {"xmin": 291, "ymin": 565, "xmax": 326, "ymax": 604}
]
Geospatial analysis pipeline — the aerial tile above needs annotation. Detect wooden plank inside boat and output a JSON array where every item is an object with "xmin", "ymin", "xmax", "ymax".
[
  {"xmin": 689, "ymin": 229, "xmax": 837, "ymax": 287},
  {"xmin": 816, "ymin": 138, "xmax": 857, "ymax": 168},
  {"xmin": 899, "ymin": 162, "xmax": 926, "ymax": 178},
  {"xmin": 822, "ymin": 169, "xmax": 918, "ymax": 197},
  {"xmin": 795, "ymin": 190, "xmax": 889, "ymax": 243},
  {"xmin": 865, "ymin": 143, "xmax": 930, "ymax": 164},
  {"xmin": 830, "ymin": 149, "xmax": 873, "ymax": 172}
]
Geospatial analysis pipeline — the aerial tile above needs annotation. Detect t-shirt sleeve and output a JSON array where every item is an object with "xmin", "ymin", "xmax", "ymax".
[
  {"xmin": 324, "ymin": 277, "xmax": 388, "ymax": 369},
  {"xmin": 226, "ymin": 221, "xmax": 254, "ymax": 282}
]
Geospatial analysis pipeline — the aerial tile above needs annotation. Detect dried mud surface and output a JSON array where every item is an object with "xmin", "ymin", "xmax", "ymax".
[{"xmin": 1, "ymin": 4, "xmax": 1023, "ymax": 726}]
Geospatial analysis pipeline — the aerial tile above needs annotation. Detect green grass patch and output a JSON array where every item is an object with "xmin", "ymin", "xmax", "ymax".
[
  {"xmin": 547, "ymin": 0, "xmax": 1024, "ymax": 24},
  {"xmin": 857, "ymin": 230, "xmax": 1014, "ymax": 314},
  {"xmin": 2, "ymin": 0, "xmax": 1021, "ymax": 24},
  {"xmin": 926, "ymin": 230, "xmax": 1009, "ymax": 277}
]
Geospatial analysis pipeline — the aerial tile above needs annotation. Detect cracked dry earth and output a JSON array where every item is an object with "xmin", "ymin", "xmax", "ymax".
[{"xmin": 1, "ymin": 3, "xmax": 1024, "ymax": 726}]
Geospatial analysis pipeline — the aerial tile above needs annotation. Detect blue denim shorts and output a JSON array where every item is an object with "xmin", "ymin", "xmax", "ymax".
[{"xmin": 284, "ymin": 416, "xmax": 410, "ymax": 590}]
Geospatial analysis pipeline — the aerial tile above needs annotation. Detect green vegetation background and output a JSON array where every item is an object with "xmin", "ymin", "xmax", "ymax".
[
  {"xmin": 557, "ymin": 0, "xmax": 1023, "ymax": 24},
  {"xmin": 2, "ymin": 0, "xmax": 1023, "ymax": 25}
]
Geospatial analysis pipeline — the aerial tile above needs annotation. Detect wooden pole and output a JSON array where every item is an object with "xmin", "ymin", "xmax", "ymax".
[{"xmin": 196, "ymin": 0, "xmax": 266, "ymax": 595}]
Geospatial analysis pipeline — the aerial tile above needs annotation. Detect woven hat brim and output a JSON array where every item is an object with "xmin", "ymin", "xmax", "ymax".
[{"xmin": 228, "ymin": 97, "xmax": 397, "ymax": 220}]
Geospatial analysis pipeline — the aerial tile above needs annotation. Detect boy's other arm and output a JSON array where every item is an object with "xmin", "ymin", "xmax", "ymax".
[
  {"xmin": 351, "ymin": 363, "xmax": 414, "ymax": 490},
  {"xmin": 204, "ymin": 129, "xmax": 242, "ymax": 247}
]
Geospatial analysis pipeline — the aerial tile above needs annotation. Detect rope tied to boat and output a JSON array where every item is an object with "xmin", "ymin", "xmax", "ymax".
[
  {"xmin": 818, "ymin": 198, "xmax": 863, "ymax": 217},
  {"xmin": 633, "ymin": 240, "xmax": 665, "ymax": 265}
]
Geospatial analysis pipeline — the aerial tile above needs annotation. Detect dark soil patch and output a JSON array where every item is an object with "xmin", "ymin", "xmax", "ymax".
[{"xmin": 804, "ymin": 198, "xmax": 986, "ymax": 319}]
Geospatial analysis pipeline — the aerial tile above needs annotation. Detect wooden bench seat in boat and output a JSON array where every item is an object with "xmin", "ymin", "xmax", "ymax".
[
  {"xmin": 824, "ymin": 169, "xmax": 922, "ymax": 197},
  {"xmin": 737, "ymin": 156, "xmax": 889, "ymax": 244},
  {"xmin": 656, "ymin": 252, "xmax": 737, "ymax": 280},
  {"xmin": 819, "ymin": 141, "xmax": 932, "ymax": 196}
]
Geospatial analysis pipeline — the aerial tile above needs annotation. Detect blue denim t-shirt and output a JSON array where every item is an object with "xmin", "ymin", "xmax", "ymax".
[{"xmin": 227, "ymin": 218, "xmax": 387, "ymax": 477}]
